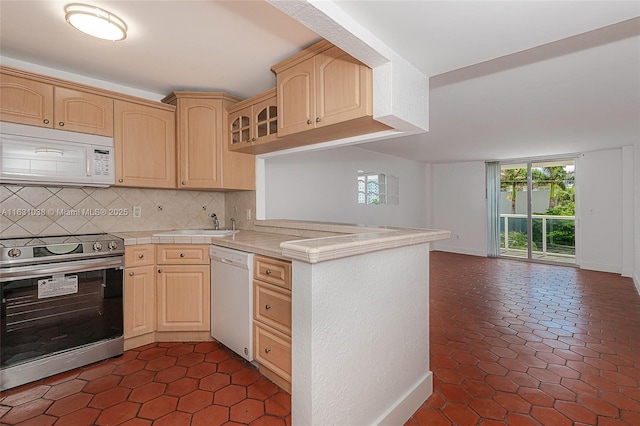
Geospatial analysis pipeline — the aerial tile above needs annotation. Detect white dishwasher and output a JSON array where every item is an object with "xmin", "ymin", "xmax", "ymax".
[{"xmin": 209, "ymin": 246, "xmax": 254, "ymax": 362}]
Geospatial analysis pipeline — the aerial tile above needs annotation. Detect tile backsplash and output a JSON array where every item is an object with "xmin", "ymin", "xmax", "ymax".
[{"xmin": 0, "ymin": 184, "xmax": 256, "ymax": 238}]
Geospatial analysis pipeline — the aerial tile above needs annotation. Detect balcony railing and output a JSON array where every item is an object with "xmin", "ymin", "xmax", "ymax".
[{"xmin": 501, "ymin": 213, "xmax": 575, "ymax": 261}]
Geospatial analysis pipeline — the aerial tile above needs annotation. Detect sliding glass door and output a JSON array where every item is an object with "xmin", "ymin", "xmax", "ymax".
[{"xmin": 498, "ymin": 159, "xmax": 576, "ymax": 264}]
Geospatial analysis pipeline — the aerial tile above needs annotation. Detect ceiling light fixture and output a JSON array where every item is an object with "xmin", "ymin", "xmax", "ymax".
[{"xmin": 64, "ymin": 3, "xmax": 127, "ymax": 41}]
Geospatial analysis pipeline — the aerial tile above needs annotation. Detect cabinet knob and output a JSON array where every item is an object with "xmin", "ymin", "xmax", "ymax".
[
  {"xmin": 306, "ymin": 119, "xmax": 312, "ymax": 125},
  {"xmin": 138, "ymin": 254, "xmax": 144, "ymax": 259},
  {"xmin": 265, "ymin": 304, "xmax": 271, "ymax": 310},
  {"xmin": 58, "ymin": 121, "xmax": 64, "ymax": 127},
  {"xmin": 181, "ymin": 181, "xmax": 186, "ymax": 185},
  {"xmin": 118, "ymin": 179, "xmax": 124, "ymax": 183},
  {"xmin": 251, "ymin": 137, "xmax": 256, "ymax": 142},
  {"xmin": 158, "ymin": 268, "xmax": 163, "ymax": 273},
  {"xmin": 316, "ymin": 117, "xmax": 321, "ymax": 123},
  {"xmin": 43, "ymin": 119, "xmax": 50, "ymax": 124},
  {"xmin": 265, "ymin": 348, "xmax": 271, "ymax": 354},
  {"xmin": 265, "ymin": 269, "xmax": 272, "ymax": 275},
  {"xmin": 180, "ymin": 253, "xmax": 185, "ymax": 257},
  {"xmin": 129, "ymin": 271, "xmax": 134, "ymax": 276}
]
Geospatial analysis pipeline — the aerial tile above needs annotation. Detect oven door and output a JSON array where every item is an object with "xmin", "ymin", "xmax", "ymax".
[{"xmin": 0, "ymin": 256, "xmax": 123, "ymax": 370}]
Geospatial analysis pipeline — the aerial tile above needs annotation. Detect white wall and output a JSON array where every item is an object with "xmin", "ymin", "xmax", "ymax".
[
  {"xmin": 428, "ymin": 150, "xmax": 632, "ymax": 276},
  {"xmin": 292, "ymin": 244, "xmax": 432, "ymax": 425},
  {"xmin": 430, "ymin": 161, "xmax": 487, "ymax": 256},
  {"xmin": 633, "ymin": 139, "xmax": 640, "ymax": 294},
  {"xmin": 263, "ymin": 146, "xmax": 429, "ymax": 228}
]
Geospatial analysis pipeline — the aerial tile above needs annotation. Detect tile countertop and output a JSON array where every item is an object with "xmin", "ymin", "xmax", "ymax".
[{"xmin": 114, "ymin": 220, "xmax": 451, "ymax": 263}]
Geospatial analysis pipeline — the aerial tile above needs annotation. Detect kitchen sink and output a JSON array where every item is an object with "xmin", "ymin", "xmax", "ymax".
[{"xmin": 153, "ymin": 229, "xmax": 237, "ymax": 237}]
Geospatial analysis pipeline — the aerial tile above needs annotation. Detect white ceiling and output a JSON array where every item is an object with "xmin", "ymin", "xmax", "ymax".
[{"xmin": 1, "ymin": 1, "xmax": 639, "ymax": 164}]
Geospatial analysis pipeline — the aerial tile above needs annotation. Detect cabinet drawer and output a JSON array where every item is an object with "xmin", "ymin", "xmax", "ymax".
[
  {"xmin": 157, "ymin": 245, "xmax": 209, "ymax": 265},
  {"xmin": 254, "ymin": 256, "xmax": 291, "ymax": 290},
  {"xmin": 125, "ymin": 244, "xmax": 155, "ymax": 267},
  {"xmin": 254, "ymin": 322, "xmax": 291, "ymax": 382},
  {"xmin": 254, "ymin": 281, "xmax": 291, "ymax": 335}
]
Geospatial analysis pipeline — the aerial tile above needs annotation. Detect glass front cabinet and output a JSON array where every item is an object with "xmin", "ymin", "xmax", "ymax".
[{"xmin": 228, "ymin": 88, "xmax": 278, "ymax": 153}]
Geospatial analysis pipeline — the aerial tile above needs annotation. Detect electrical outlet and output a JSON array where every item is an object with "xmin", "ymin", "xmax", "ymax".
[
  {"xmin": 133, "ymin": 206, "xmax": 142, "ymax": 218},
  {"xmin": 245, "ymin": 208, "xmax": 251, "ymax": 220}
]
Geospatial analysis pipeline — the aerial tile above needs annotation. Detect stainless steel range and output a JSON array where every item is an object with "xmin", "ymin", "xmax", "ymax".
[{"xmin": 0, "ymin": 233, "xmax": 124, "ymax": 391}]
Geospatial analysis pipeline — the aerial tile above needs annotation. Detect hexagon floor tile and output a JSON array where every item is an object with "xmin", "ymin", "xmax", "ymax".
[
  {"xmin": 0, "ymin": 342, "xmax": 290, "ymax": 425},
  {"xmin": 1, "ymin": 252, "xmax": 638, "ymax": 425},
  {"xmin": 407, "ymin": 252, "xmax": 640, "ymax": 426}
]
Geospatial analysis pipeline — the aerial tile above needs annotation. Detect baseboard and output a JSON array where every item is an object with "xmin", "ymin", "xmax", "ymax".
[
  {"xmin": 431, "ymin": 244, "xmax": 486, "ymax": 257},
  {"xmin": 124, "ymin": 333, "xmax": 155, "ymax": 351},
  {"xmin": 579, "ymin": 262, "xmax": 622, "ymax": 274},
  {"xmin": 123, "ymin": 331, "xmax": 213, "ymax": 351},
  {"xmin": 373, "ymin": 371, "xmax": 433, "ymax": 426}
]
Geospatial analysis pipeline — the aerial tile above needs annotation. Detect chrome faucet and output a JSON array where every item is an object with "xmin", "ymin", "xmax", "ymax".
[
  {"xmin": 210, "ymin": 213, "xmax": 220, "ymax": 230},
  {"xmin": 230, "ymin": 218, "xmax": 236, "ymax": 232}
]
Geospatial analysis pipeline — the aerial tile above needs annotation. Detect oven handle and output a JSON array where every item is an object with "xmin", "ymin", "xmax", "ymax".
[{"xmin": 0, "ymin": 256, "xmax": 123, "ymax": 282}]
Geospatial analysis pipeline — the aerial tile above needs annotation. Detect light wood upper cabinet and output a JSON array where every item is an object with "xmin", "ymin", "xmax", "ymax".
[
  {"xmin": 315, "ymin": 46, "xmax": 371, "ymax": 128},
  {"xmin": 273, "ymin": 41, "xmax": 373, "ymax": 137},
  {"xmin": 0, "ymin": 72, "xmax": 113, "ymax": 136},
  {"xmin": 54, "ymin": 87, "xmax": 113, "ymax": 136},
  {"xmin": 163, "ymin": 92, "xmax": 255, "ymax": 190},
  {"xmin": 114, "ymin": 99, "xmax": 176, "ymax": 189},
  {"xmin": 228, "ymin": 88, "xmax": 278, "ymax": 154},
  {"xmin": 0, "ymin": 74, "xmax": 53, "ymax": 128}
]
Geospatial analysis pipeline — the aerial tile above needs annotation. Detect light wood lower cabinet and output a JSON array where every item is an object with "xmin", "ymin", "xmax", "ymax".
[
  {"xmin": 124, "ymin": 264, "xmax": 156, "ymax": 339},
  {"xmin": 254, "ymin": 322, "xmax": 292, "ymax": 384},
  {"xmin": 123, "ymin": 244, "xmax": 212, "ymax": 349},
  {"xmin": 124, "ymin": 245, "xmax": 156, "ymax": 341},
  {"xmin": 156, "ymin": 245, "xmax": 210, "ymax": 332},
  {"xmin": 253, "ymin": 255, "xmax": 292, "ymax": 392}
]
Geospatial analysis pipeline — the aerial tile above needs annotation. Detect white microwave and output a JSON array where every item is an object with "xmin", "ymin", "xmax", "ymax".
[{"xmin": 0, "ymin": 122, "xmax": 115, "ymax": 187}]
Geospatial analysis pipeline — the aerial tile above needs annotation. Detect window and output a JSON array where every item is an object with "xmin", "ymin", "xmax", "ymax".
[{"xmin": 357, "ymin": 171, "xmax": 399, "ymax": 205}]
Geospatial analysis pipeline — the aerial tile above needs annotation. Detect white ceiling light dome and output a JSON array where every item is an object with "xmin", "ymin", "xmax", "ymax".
[{"xmin": 64, "ymin": 3, "xmax": 127, "ymax": 41}]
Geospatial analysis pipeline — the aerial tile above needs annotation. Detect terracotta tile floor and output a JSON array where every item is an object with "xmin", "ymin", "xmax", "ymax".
[
  {"xmin": 408, "ymin": 252, "xmax": 640, "ymax": 426},
  {"xmin": 0, "ymin": 341, "xmax": 291, "ymax": 425},
  {"xmin": 1, "ymin": 251, "xmax": 639, "ymax": 425}
]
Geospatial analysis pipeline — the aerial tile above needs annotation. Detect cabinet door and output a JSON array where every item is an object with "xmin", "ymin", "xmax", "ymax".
[
  {"xmin": 253, "ymin": 95, "xmax": 278, "ymax": 145},
  {"xmin": 54, "ymin": 87, "xmax": 113, "ymax": 136},
  {"xmin": 156, "ymin": 265, "xmax": 210, "ymax": 331},
  {"xmin": 0, "ymin": 74, "xmax": 54, "ymax": 128},
  {"xmin": 229, "ymin": 107, "xmax": 253, "ymax": 149},
  {"xmin": 114, "ymin": 100, "xmax": 176, "ymax": 188},
  {"xmin": 221, "ymin": 101, "xmax": 256, "ymax": 191},
  {"xmin": 276, "ymin": 58, "xmax": 315, "ymax": 137},
  {"xmin": 177, "ymin": 98, "xmax": 222, "ymax": 189},
  {"xmin": 315, "ymin": 46, "xmax": 372, "ymax": 127},
  {"xmin": 124, "ymin": 265, "xmax": 156, "ymax": 338}
]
